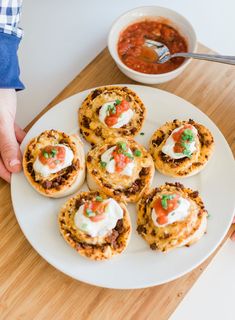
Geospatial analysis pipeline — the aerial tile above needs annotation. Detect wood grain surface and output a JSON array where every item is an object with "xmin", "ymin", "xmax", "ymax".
[{"xmin": 0, "ymin": 44, "xmax": 235, "ymax": 320}]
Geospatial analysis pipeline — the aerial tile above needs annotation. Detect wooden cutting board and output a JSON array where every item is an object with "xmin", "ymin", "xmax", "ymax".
[{"xmin": 0, "ymin": 44, "xmax": 235, "ymax": 320}]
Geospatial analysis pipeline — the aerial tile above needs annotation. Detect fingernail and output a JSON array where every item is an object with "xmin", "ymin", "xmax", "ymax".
[{"xmin": 9, "ymin": 159, "xmax": 21, "ymax": 167}]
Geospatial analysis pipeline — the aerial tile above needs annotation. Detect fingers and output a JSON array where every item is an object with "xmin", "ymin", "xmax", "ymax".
[
  {"xmin": 0, "ymin": 156, "xmax": 11, "ymax": 183},
  {"xmin": 0, "ymin": 121, "xmax": 22, "ymax": 173},
  {"xmin": 230, "ymin": 217, "xmax": 235, "ymax": 241},
  {"xmin": 231, "ymin": 231, "xmax": 235, "ymax": 241},
  {"xmin": 14, "ymin": 123, "xmax": 26, "ymax": 143},
  {"xmin": 0, "ymin": 123, "xmax": 25, "ymax": 182},
  {"xmin": 0, "ymin": 89, "xmax": 22, "ymax": 180}
]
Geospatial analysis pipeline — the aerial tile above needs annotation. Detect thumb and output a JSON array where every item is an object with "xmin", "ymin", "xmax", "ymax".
[
  {"xmin": 0, "ymin": 121, "xmax": 22, "ymax": 173},
  {"xmin": 14, "ymin": 123, "xmax": 26, "ymax": 143}
]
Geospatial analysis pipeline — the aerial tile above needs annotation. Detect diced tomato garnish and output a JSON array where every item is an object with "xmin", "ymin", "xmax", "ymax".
[
  {"xmin": 112, "ymin": 148, "xmax": 132, "ymax": 173},
  {"xmin": 104, "ymin": 99, "xmax": 130, "ymax": 127},
  {"xmin": 172, "ymin": 125, "xmax": 193, "ymax": 142},
  {"xmin": 39, "ymin": 145, "xmax": 65, "ymax": 169},
  {"xmin": 157, "ymin": 215, "xmax": 168, "ymax": 225},
  {"xmin": 115, "ymin": 104, "xmax": 123, "ymax": 116},
  {"xmin": 120, "ymin": 100, "xmax": 130, "ymax": 111},
  {"xmin": 174, "ymin": 142, "xmax": 184, "ymax": 153},
  {"xmin": 105, "ymin": 116, "xmax": 118, "ymax": 127},
  {"xmin": 90, "ymin": 201, "xmax": 105, "ymax": 214},
  {"xmin": 83, "ymin": 201, "xmax": 106, "ymax": 222},
  {"xmin": 172, "ymin": 124, "xmax": 193, "ymax": 154},
  {"xmin": 153, "ymin": 194, "xmax": 180, "ymax": 225}
]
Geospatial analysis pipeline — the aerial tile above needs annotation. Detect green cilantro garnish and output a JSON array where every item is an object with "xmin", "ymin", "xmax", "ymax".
[
  {"xmin": 115, "ymin": 99, "xmax": 121, "ymax": 105},
  {"xmin": 115, "ymin": 142, "xmax": 134, "ymax": 160},
  {"xmin": 96, "ymin": 196, "xmax": 103, "ymax": 202},
  {"xmin": 111, "ymin": 107, "xmax": 116, "ymax": 114},
  {"xmin": 161, "ymin": 194, "xmax": 176, "ymax": 210},
  {"xmin": 181, "ymin": 129, "xmax": 194, "ymax": 142},
  {"xmin": 107, "ymin": 104, "xmax": 116, "ymax": 115},
  {"xmin": 123, "ymin": 152, "xmax": 134, "ymax": 160},
  {"xmin": 183, "ymin": 148, "xmax": 192, "ymax": 158},
  {"xmin": 85, "ymin": 209, "xmax": 94, "ymax": 217},
  {"xmin": 161, "ymin": 196, "xmax": 168, "ymax": 210},
  {"xmin": 174, "ymin": 128, "xmax": 195, "ymax": 158},
  {"xmin": 181, "ymin": 141, "xmax": 192, "ymax": 158},
  {"xmin": 43, "ymin": 151, "xmax": 49, "ymax": 158},
  {"xmin": 117, "ymin": 141, "xmax": 127, "ymax": 151},
  {"xmin": 140, "ymin": 132, "xmax": 145, "ymax": 136},
  {"xmin": 51, "ymin": 149, "xmax": 57, "ymax": 157},
  {"xmin": 86, "ymin": 210, "xmax": 96, "ymax": 218},
  {"xmin": 181, "ymin": 142, "xmax": 188, "ymax": 148},
  {"xmin": 100, "ymin": 161, "xmax": 107, "ymax": 168},
  {"xmin": 134, "ymin": 150, "xmax": 141, "ymax": 157}
]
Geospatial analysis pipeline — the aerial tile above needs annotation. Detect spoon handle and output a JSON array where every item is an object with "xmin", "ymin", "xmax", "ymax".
[{"xmin": 171, "ymin": 52, "xmax": 235, "ymax": 65}]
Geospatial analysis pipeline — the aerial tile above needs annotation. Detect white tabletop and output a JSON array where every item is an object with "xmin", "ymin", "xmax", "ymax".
[{"xmin": 18, "ymin": 1, "xmax": 235, "ymax": 319}]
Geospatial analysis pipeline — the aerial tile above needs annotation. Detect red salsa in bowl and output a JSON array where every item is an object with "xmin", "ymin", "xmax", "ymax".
[{"xmin": 117, "ymin": 20, "xmax": 188, "ymax": 74}]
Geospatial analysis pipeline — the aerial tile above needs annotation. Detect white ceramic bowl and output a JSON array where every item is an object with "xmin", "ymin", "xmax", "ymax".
[{"xmin": 108, "ymin": 6, "xmax": 197, "ymax": 84}]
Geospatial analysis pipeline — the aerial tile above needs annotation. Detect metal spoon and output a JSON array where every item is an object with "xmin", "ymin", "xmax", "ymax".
[{"xmin": 144, "ymin": 39, "xmax": 235, "ymax": 65}]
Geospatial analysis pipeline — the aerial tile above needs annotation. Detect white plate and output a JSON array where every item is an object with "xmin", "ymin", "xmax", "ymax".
[{"xmin": 11, "ymin": 85, "xmax": 235, "ymax": 289}]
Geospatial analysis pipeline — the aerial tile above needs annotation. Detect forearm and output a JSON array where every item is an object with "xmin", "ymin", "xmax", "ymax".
[{"xmin": 0, "ymin": 89, "xmax": 16, "ymax": 121}]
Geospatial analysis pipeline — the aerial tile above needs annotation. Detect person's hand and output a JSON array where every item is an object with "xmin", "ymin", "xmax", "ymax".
[{"xmin": 0, "ymin": 89, "xmax": 26, "ymax": 183}]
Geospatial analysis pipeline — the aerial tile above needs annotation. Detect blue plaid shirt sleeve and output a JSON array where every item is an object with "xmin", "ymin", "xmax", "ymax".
[
  {"xmin": 0, "ymin": 0, "xmax": 24, "ymax": 90},
  {"xmin": 0, "ymin": 0, "xmax": 23, "ymax": 38}
]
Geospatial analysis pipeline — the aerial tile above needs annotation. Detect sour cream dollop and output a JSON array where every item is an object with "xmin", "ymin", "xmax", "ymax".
[
  {"xmin": 33, "ymin": 144, "xmax": 74, "ymax": 177},
  {"xmin": 152, "ymin": 196, "xmax": 190, "ymax": 227},
  {"xmin": 101, "ymin": 146, "xmax": 134, "ymax": 176},
  {"xmin": 99, "ymin": 100, "xmax": 134, "ymax": 128},
  {"xmin": 162, "ymin": 125, "xmax": 198, "ymax": 159},
  {"xmin": 74, "ymin": 198, "xmax": 123, "ymax": 237}
]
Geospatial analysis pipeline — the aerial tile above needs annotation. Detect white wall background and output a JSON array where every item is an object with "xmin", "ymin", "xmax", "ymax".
[{"xmin": 16, "ymin": 1, "xmax": 235, "ymax": 319}]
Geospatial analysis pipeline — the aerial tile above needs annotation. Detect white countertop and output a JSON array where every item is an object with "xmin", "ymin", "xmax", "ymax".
[
  {"xmin": 17, "ymin": 1, "xmax": 235, "ymax": 319},
  {"xmin": 170, "ymin": 240, "xmax": 235, "ymax": 320}
]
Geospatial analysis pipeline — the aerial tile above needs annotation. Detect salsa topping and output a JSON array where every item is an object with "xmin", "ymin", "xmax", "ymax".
[
  {"xmin": 154, "ymin": 193, "xmax": 180, "ymax": 225},
  {"xmin": 39, "ymin": 145, "xmax": 65, "ymax": 169},
  {"xmin": 99, "ymin": 142, "xmax": 140, "ymax": 176},
  {"xmin": 172, "ymin": 125, "xmax": 195, "ymax": 157},
  {"xmin": 111, "ymin": 142, "xmax": 134, "ymax": 173},
  {"xmin": 118, "ymin": 20, "xmax": 187, "ymax": 74},
  {"xmin": 83, "ymin": 197, "xmax": 107, "ymax": 222},
  {"xmin": 105, "ymin": 99, "xmax": 130, "ymax": 127}
]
